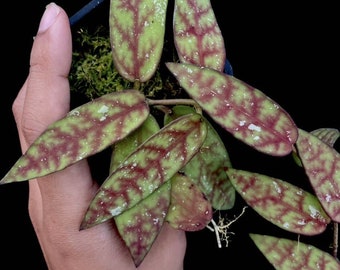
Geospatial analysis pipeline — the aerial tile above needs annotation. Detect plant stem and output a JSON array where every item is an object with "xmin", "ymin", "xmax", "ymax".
[
  {"xmin": 333, "ymin": 222, "xmax": 339, "ymax": 260},
  {"xmin": 147, "ymin": 98, "xmax": 202, "ymax": 114}
]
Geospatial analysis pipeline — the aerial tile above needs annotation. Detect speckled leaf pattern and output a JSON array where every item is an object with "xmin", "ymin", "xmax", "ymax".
[
  {"xmin": 109, "ymin": 114, "xmax": 162, "ymax": 266},
  {"xmin": 115, "ymin": 181, "xmax": 171, "ymax": 267},
  {"xmin": 110, "ymin": 114, "xmax": 160, "ymax": 172},
  {"xmin": 164, "ymin": 105, "xmax": 235, "ymax": 210},
  {"xmin": 249, "ymin": 234, "xmax": 340, "ymax": 270},
  {"xmin": 292, "ymin": 128, "xmax": 339, "ymax": 168},
  {"xmin": 226, "ymin": 168, "xmax": 331, "ymax": 235},
  {"xmin": 166, "ymin": 62, "xmax": 298, "ymax": 156},
  {"xmin": 166, "ymin": 173, "xmax": 212, "ymax": 231},
  {"xmin": 0, "ymin": 90, "xmax": 149, "ymax": 184},
  {"xmin": 109, "ymin": 0, "xmax": 168, "ymax": 82},
  {"xmin": 173, "ymin": 0, "xmax": 226, "ymax": 72},
  {"xmin": 80, "ymin": 113, "xmax": 207, "ymax": 229},
  {"xmin": 295, "ymin": 128, "xmax": 340, "ymax": 222}
]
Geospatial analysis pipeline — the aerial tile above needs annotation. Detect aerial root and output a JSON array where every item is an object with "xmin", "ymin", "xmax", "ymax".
[{"xmin": 206, "ymin": 206, "xmax": 247, "ymax": 248}]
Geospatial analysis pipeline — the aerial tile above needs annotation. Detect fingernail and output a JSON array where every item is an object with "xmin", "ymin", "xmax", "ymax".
[{"xmin": 38, "ymin": 2, "xmax": 61, "ymax": 33}]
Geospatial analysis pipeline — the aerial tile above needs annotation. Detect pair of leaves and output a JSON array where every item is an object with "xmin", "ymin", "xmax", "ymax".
[{"xmin": 164, "ymin": 105, "xmax": 235, "ymax": 210}]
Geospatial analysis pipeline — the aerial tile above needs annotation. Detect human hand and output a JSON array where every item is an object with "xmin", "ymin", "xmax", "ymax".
[{"xmin": 12, "ymin": 3, "xmax": 186, "ymax": 269}]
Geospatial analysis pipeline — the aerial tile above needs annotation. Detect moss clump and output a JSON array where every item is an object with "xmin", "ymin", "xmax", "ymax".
[{"xmin": 69, "ymin": 26, "xmax": 182, "ymax": 100}]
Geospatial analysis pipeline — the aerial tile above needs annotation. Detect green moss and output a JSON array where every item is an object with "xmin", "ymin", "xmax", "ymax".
[{"xmin": 69, "ymin": 26, "xmax": 182, "ymax": 100}]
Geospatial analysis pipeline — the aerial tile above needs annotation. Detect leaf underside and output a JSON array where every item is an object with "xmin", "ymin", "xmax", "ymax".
[{"xmin": 166, "ymin": 173, "xmax": 213, "ymax": 231}]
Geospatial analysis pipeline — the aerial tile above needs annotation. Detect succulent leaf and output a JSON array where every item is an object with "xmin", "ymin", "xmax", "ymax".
[
  {"xmin": 166, "ymin": 62, "xmax": 298, "ymax": 156},
  {"xmin": 173, "ymin": 0, "xmax": 226, "ymax": 71},
  {"xmin": 292, "ymin": 128, "xmax": 339, "ymax": 167},
  {"xmin": 164, "ymin": 105, "xmax": 235, "ymax": 210},
  {"xmin": 110, "ymin": 114, "xmax": 160, "ymax": 172},
  {"xmin": 311, "ymin": 128, "xmax": 340, "ymax": 148},
  {"xmin": 115, "ymin": 181, "xmax": 171, "ymax": 267},
  {"xmin": 110, "ymin": 114, "xmax": 162, "ymax": 266},
  {"xmin": 250, "ymin": 234, "xmax": 340, "ymax": 270},
  {"xmin": 109, "ymin": 0, "xmax": 168, "ymax": 82},
  {"xmin": 295, "ymin": 128, "xmax": 340, "ymax": 222},
  {"xmin": 0, "ymin": 90, "xmax": 149, "ymax": 184},
  {"xmin": 166, "ymin": 173, "xmax": 212, "ymax": 231},
  {"xmin": 226, "ymin": 168, "xmax": 331, "ymax": 235},
  {"xmin": 80, "ymin": 113, "xmax": 207, "ymax": 229}
]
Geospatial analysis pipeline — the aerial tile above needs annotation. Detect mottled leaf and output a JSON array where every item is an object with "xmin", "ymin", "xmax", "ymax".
[
  {"xmin": 110, "ymin": 114, "xmax": 160, "ymax": 172},
  {"xmin": 250, "ymin": 234, "xmax": 340, "ymax": 270},
  {"xmin": 166, "ymin": 173, "xmax": 212, "ymax": 231},
  {"xmin": 166, "ymin": 62, "xmax": 298, "ymax": 156},
  {"xmin": 295, "ymin": 128, "xmax": 340, "ymax": 222},
  {"xmin": 164, "ymin": 105, "xmax": 235, "ymax": 210},
  {"xmin": 173, "ymin": 0, "xmax": 226, "ymax": 71},
  {"xmin": 292, "ymin": 128, "xmax": 340, "ymax": 168},
  {"xmin": 81, "ymin": 113, "xmax": 207, "ymax": 229},
  {"xmin": 109, "ymin": 0, "xmax": 168, "ymax": 82},
  {"xmin": 0, "ymin": 90, "xmax": 149, "ymax": 184},
  {"xmin": 226, "ymin": 168, "xmax": 331, "ymax": 235},
  {"xmin": 115, "ymin": 181, "xmax": 171, "ymax": 267},
  {"xmin": 110, "ymin": 114, "xmax": 162, "ymax": 266}
]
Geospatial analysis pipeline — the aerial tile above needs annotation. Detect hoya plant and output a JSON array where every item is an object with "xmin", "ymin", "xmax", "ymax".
[{"xmin": 2, "ymin": 0, "xmax": 339, "ymax": 269}]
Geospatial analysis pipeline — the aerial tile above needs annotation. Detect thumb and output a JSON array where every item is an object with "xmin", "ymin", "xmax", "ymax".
[{"xmin": 13, "ymin": 3, "xmax": 72, "ymax": 152}]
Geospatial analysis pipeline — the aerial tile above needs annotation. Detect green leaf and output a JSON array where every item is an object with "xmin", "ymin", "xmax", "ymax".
[
  {"xmin": 250, "ymin": 234, "xmax": 340, "ymax": 270},
  {"xmin": 296, "ymin": 128, "xmax": 340, "ymax": 222},
  {"xmin": 110, "ymin": 114, "xmax": 162, "ymax": 267},
  {"xmin": 164, "ymin": 105, "xmax": 235, "ymax": 210},
  {"xmin": 311, "ymin": 128, "xmax": 340, "ymax": 148},
  {"xmin": 109, "ymin": 0, "xmax": 168, "ymax": 82},
  {"xmin": 166, "ymin": 62, "xmax": 298, "ymax": 156},
  {"xmin": 115, "ymin": 181, "xmax": 171, "ymax": 267},
  {"xmin": 110, "ymin": 114, "xmax": 160, "ymax": 172},
  {"xmin": 80, "ymin": 113, "xmax": 207, "ymax": 229},
  {"xmin": 226, "ymin": 168, "xmax": 331, "ymax": 235},
  {"xmin": 0, "ymin": 90, "xmax": 149, "ymax": 184},
  {"xmin": 292, "ymin": 128, "xmax": 340, "ymax": 167},
  {"xmin": 173, "ymin": 0, "xmax": 226, "ymax": 71},
  {"xmin": 166, "ymin": 173, "xmax": 212, "ymax": 231}
]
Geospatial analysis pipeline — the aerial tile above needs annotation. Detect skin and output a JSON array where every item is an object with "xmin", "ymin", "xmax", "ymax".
[{"xmin": 12, "ymin": 3, "xmax": 186, "ymax": 269}]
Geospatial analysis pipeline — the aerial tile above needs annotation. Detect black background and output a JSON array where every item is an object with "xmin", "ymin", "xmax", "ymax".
[{"xmin": 1, "ymin": 1, "xmax": 339, "ymax": 269}]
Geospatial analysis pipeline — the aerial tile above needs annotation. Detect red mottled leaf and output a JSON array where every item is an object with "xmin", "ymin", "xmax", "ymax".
[
  {"xmin": 80, "ymin": 113, "xmax": 207, "ymax": 229},
  {"xmin": 115, "ymin": 181, "xmax": 171, "ymax": 267},
  {"xmin": 226, "ymin": 168, "xmax": 331, "ymax": 235},
  {"xmin": 110, "ymin": 114, "xmax": 162, "ymax": 266},
  {"xmin": 166, "ymin": 62, "xmax": 298, "ymax": 156},
  {"xmin": 250, "ymin": 234, "xmax": 340, "ymax": 270},
  {"xmin": 109, "ymin": 0, "xmax": 168, "ymax": 82},
  {"xmin": 0, "ymin": 90, "xmax": 149, "ymax": 184},
  {"xmin": 292, "ymin": 128, "xmax": 339, "ymax": 167},
  {"xmin": 164, "ymin": 105, "xmax": 235, "ymax": 210},
  {"xmin": 166, "ymin": 173, "xmax": 212, "ymax": 231},
  {"xmin": 173, "ymin": 0, "xmax": 226, "ymax": 71},
  {"xmin": 110, "ymin": 114, "xmax": 160, "ymax": 171},
  {"xmin": 295, "ymin": 128, "xmax": 340, "ymax": 222}
]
